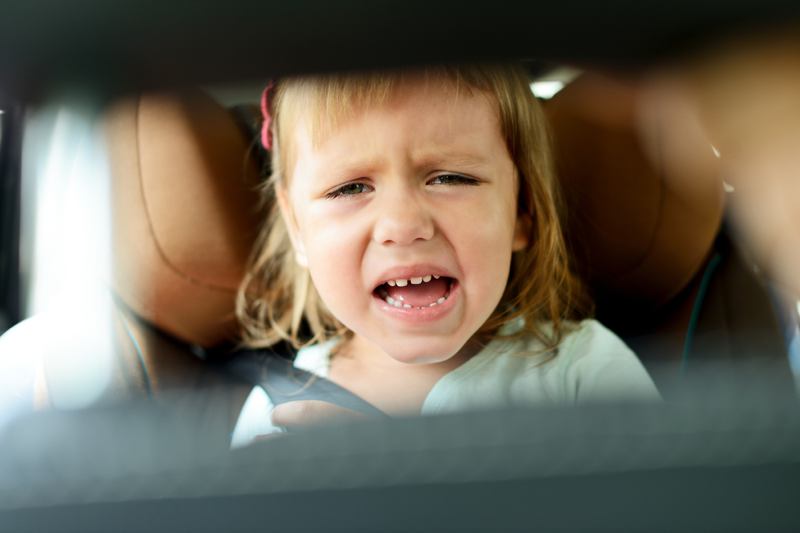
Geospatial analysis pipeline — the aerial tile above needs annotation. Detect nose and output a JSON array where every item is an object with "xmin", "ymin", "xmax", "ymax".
[{"xmin": 372, "ymin": 186, "xmax": 435, "ymax": 246}]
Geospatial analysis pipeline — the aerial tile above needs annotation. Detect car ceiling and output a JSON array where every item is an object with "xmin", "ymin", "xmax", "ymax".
[{"xmin": 0, "ymin": 0, "xmax": 799, "ymax": 100}]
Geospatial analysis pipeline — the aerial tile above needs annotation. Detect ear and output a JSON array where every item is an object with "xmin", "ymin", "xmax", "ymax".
[
  {"xmin": 276, "ymin": 185, "xmax": 309, "ymax": 268},
  {"xmin": 512, "ymin": 212, "xmax": 532, "ymax": 252}
]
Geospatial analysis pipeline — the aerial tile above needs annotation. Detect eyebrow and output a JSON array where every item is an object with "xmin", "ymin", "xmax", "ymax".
[
  {"xmin": 324, "ymin": 158, "xmax": 385, "ymax": 180},
  {"xmin": 320, "ymin": 146, "xmax": 492, "ymax": 181},
  {"xmin": 412, "ymin": 150, "xmax": 491, "ymax": 171}
]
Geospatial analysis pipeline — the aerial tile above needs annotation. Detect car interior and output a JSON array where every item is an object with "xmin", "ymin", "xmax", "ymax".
[
  {"xmin": 25, "ymin": 70, "xmax": 789, "ymax": 408},
  {"xmin": 1, "ymin": 1, "xmax": 800, "ymax": 531}
]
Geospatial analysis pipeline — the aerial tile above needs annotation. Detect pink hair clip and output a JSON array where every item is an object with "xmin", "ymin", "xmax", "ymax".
[{"xmin": 260, "ymin": 80, "xmax": 276, "ymax": 150}]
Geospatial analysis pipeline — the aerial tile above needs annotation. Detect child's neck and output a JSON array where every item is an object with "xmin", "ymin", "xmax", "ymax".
[{"xmin": 327, "ymin": 334, "xmax": 485, "ymax": 416}]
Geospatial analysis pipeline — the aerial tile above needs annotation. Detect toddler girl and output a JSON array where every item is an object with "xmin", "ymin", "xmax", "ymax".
[{"xmin": 232, "ymin": 64, "xmax": 658, "ymax": 444}]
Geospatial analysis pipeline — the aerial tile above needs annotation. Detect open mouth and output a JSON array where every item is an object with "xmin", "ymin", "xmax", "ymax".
[{"xmin": 373, "ymin": 275, "xmax": 457, "ymax": 310}]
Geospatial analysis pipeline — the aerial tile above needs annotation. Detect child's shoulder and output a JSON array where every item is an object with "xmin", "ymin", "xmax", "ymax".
[
  {"xmin": 421, "ymin": 319, "xmax": 659, "ymax": 414},
  {"xmin": 552, "ymin": 318, "xmax": 633, "ymax": 361},
  {"xmin": 538, "ymin": 318, "xmax": 660, "ymax": 403},
  {"xmin": 490, "ymin": 319, "xmax": 660, "ymax": 404},
  {"xmin": 499, "ymin": 317, "xmax": 630, "ymax": 361}
]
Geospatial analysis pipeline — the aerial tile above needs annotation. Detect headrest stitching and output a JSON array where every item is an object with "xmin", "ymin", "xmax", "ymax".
[
  {"xmin": 134, "ymin": 95, "xmax": 234, "ymax": 294},
  {"xmin": 607, "ymin": 129, "xmax": 667, "ymax": 284}
]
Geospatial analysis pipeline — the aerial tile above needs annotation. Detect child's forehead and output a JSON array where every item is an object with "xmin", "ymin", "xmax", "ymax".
[
  {"xmin": 284, "ymin": 74, "xmax": 495, "ymax": 147},
  {"xmin": 286, "ymin": 85, "xmax": 515, "ymax": 192}
]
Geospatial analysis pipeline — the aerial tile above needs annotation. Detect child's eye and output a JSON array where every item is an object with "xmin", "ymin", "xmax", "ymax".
[
  {"xmin": 428, "ymin": 174, "xmax": 480, "ymax": 186},
  {"xmin": 325, "ymin": 182, "xmax": 374, "ymax": 199}
]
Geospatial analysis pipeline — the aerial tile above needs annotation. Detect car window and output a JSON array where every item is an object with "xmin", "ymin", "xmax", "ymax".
[{"xmin": 2, "ymin": 5, "xmax": 800, "ymax": 531}]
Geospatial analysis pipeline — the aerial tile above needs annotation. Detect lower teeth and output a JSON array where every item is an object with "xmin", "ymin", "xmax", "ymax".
[{"xmin": 381, "ymin": 291, "xmax": 449, "ymax": 309}]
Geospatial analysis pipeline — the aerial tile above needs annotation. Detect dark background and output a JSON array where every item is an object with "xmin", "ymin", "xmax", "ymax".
[{"xmin": 1, "ymin": 0, "xmax": 800, "ymax": 98}]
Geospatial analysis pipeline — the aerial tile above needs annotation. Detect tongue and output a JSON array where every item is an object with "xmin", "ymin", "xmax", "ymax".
[{"xmin": 385, "ymin": 278, "xmax": 449, "ymax": 307}]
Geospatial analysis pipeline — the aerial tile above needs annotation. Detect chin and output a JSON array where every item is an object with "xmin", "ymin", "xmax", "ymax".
[{"xmin": 380, "ymin": 337, "xmax": 463, "ymax": 365}]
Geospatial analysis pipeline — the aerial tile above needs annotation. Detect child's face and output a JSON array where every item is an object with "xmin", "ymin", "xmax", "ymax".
[{"xmin": 280, "ymin": 80, "xmax": 528, "ymax": 364}]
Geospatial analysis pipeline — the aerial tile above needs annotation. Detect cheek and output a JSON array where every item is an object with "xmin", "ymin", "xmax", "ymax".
[
  {"xmin": 460, "ymin": 218, "xmax": 515, "ymax": 293},
  {"xmin": 444, "ymin": 190, "xmax": 518, "ymax": 303},
  {"xmin": 298, "ymin": 207, "xmax": 371, "ymax": 315}
]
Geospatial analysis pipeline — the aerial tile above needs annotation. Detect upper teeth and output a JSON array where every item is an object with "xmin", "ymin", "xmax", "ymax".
[{"xmin": 387, "ymin": 274, "xmax": 441, "ymax": 287}]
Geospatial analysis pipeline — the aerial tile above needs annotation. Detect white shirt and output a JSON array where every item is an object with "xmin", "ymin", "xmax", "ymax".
[{"xmin": 230, "ymin": 319, "xmax": 660, "ymax": 448}]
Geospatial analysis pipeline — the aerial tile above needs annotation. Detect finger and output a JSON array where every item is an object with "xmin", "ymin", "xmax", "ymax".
[{"xmin": 271, "ymin": 400, "xmax": 366, "ymax": 428}]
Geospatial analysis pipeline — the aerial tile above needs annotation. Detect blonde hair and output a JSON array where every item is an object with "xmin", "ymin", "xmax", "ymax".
[{"xmin": 237, "ymin": 64, "xmax": 589, "ymax": 354}]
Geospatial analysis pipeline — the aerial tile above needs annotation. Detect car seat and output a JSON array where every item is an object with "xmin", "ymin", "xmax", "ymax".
[
  {"xmin": 99, "ymin": 89, "xmax": 266, "ymax": 413},
  {"xmin": 545, "ymin": 72, "xmax": 792, "ymax": 395}
]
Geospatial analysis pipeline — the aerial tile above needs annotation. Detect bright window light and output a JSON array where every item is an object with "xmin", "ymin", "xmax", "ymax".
[
  {"xmin": 19, "ymin": 99, "xmax": 115, "ymax": 410},
  {"xmin": 530, "ymin": 67, "xmax": 581, "ymax": 100},
  {"xmin": 530, "ymin": 81, "xmax": 565, "ymax": 100}
]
